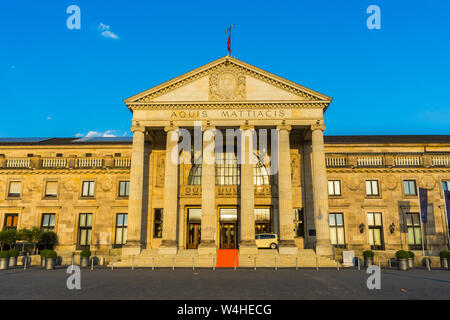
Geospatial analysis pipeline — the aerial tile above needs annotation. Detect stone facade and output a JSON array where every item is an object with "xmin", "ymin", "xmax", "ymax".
[{"xmin": 0, "ymin": 56, "xmax": 449, "ymax": 266}]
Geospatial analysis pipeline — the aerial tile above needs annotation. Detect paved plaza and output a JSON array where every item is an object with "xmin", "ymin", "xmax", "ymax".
[{"xmin": 0, "ymin": 266, "xmax": 449, "ymax": 300}]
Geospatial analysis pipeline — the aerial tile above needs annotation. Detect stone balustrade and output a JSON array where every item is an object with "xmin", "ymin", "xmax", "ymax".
[
  {"xmin": 114, "ymin": 158, "xmax": 131, "ymax": 168},
  {"xmin": 41, "ymin": 158, "xmax": 67, "ymax": 168},
  {"xmin": 432, "ymin": 155, "xmax": 450, "ymax": 167},
  {"xmin": 325, "ymin": 156, "xmax": 346, "ymax": 167},
  {"xmin": 5, "ymin": 158, "xmax": 31, "ymax": 168},
  {"xmin": 394, "ymin": 155, "xmax": 422, "ymax": 167},
  {"xmin": 76, "ymin": 158, "xmax": 103, "ymax": 168}
]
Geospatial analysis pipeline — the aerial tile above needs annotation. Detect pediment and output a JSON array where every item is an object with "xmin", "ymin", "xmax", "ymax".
[{"xmin": 124, "ymin": 56, "xmax": 332, "ymax": 105}]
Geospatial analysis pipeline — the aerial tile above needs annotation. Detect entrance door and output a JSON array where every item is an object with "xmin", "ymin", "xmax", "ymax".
[
  {"xmin": 187, "ymin": 223, "xmax": 201, "ymax": 249},
  {"xmin": 221, "ymin": 223, "xmax": 237, "ymax": 249}
]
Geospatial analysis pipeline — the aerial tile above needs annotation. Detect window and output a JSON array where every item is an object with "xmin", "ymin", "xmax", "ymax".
[
  {"xmin": 329, "ymin": 213, "xmax": 345, "ymax": 247},
  {"xmin": 114, "ymin": 213, "xmax": 128, "ymax": 247},
  {"xmin": 153, "ymin": 209, "xmax": 163, "ymax": 238},
  {"xmin": 77, "ymin": 213, "xmax": 93, "ymax": 249},
  {"xmin": 253, "ymin": 155, "xmax": 270, "ymax": 186},
  {"xmin": 215, "ymin": 152, "xmax": 240, "ymax": 185},
  {"xmin": 442, "ymin": 180, "xmax": 450, "ymax": 191},
  {"xmin": 366, "ymin": 180, "xmax": 379, "ymax": 196},
  {"xmin": 406, "ymin": 213, "xmax": 422, "ymax": 249},
  {"xmin": 403, "ymin": 180, "xmax": 417, "ymax": 196},
  {"xmin": 328, "ymin": 180, "xmax": 341, "ymax": 196},
  {"xmin": 8, "ymin": 181, "xmax": 21, "ymax": 198},
  {"xmin": 41, "ymin": 214, "xmax": 56, "ymax": 232},
  {"xmin": 4, "ymin": 214, "xmax": 18, "ymax": 229},
  {"xmin": 254, "ymin": 207, "xmax": 271, "ymax": 234},
  {"xmin": 81, "ymin": 181, "xmax": 95, "ymax": 197},
  {"xmin": 118, "ymin": 181, "xmax": 130, "ymax": 197},
  {"xmin": 44, "ymin": 181, "xmax": 58, "ymax": 198},
  {"xmin": 294, "ymin": 208, "xmax": 304, "ymax": 237},
  {"xmin": 367, "ymin": 212, "xmax": 384, "ymax": 250}
]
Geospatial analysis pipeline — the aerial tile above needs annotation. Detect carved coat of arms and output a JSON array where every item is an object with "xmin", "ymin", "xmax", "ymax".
[{"xmin": 209, "ymin": 65, "xmax": 246, "ymax": 101}]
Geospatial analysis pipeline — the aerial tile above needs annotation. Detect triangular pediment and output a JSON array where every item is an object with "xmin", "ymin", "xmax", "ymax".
[{"xmin": 124, "ymin": 56, "xmax": 332, "ymax": 105}]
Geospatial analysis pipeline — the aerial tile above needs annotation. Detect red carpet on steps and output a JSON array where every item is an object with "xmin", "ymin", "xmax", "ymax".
[{"xmin": 216, "ymin": 249, "xmax": 239, "ymax": 268}]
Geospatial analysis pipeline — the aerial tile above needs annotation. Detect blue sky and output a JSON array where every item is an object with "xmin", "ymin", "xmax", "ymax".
[{"xmin": 0, "ymin": 0, "xmax": 449, "ymax": 137}]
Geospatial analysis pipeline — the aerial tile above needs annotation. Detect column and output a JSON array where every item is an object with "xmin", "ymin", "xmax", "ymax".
[
  {"xmin": 239, "ymin": 125, "xmax": 258, "ymax": 254},
  {"xmin": 159, "ymin": 126, "xmax": 179, "ymax": 255},
  {"xmin": 198, "ymin": 125, "xmax": 217, "ymax": 255},
  {"xmin": 311, "ymin": 122, "xmax": 333, "ymax": 256},
  {"xmin": 122, "ymin": 124, "xmax": 145, "ymax": 256},
  {"xmin": 277, "ymin": 125, "xmax": 298, "ymax": 255}
]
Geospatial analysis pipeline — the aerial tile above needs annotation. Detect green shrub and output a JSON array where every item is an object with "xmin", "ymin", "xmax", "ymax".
[
  {"xmin": 0, "ymin": 251, "xmax": 10, "ymax": 259},
  {"xmin": 80, "ymin": 249, "xmax": 91, "ymax": 258},
  {"xmin": 45, "ymin": 250, "xmax": 57, "ymax": 259},
  {"xmin": 39, "ymin": 231, "xmax": 58, "ymax": 249},
  {"xmin": 39, "ymin": 249, "xmax": 49, "ymax": 258},
  {"xmin": 363, "ymin": 250, "xmax": 374, "ymax": 258},
  {"xmin": 8, "ymin": 249, "xmax": 19, "ymax": 258},
  {"xmin": 439, "ymin": 251, "xmax": 447, "ymax": 258},
  {"xmin": 396, "ymin": 250, "xmax": 410, "ymax": 259},
  {"xmin": 407, "ymin": 251, "xmax": 415, "ymax": 258}
]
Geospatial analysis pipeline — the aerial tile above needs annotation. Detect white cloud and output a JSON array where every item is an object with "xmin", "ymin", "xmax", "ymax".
[
  {"xmin": 98, "ymin": 22, "xmax": 119, "ymax": 39},
  {"xmin": 75, "ymin": 130, "xmax": 118, "ymax": 139}
]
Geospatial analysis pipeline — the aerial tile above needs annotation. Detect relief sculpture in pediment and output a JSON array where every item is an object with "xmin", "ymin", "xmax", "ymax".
[{"xmin": 209, "ymin": 65, "xmax": 246, "ymax": 101}]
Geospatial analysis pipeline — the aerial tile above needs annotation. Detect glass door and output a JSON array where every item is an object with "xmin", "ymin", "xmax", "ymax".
[
  {"xmin": 186, "ymin": 208, "xmax": 201, "ymax": 249},
  {"xmin": 221, "ymin": 223, "xmax": 236, "ymax": 249}
]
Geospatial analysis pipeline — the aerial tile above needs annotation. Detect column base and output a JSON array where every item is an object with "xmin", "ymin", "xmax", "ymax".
[
  {"xmin": 122, "ymin": 240, "xmax": 142, "ymax": 256},
  {"xmin": 197, "ymin": 240, "xmax": 217, "ymax": 255},
  {"xmin": 239, "ymin": 240, "xmax": 258, "ymax": 255},
  {"xmin": 279, "ymin": 240, "xmax": 298, "ymax": 255},
  {"xmin": 315, "ymin": 239, "xmax": 333, "ymax": 257},
  {"xmin": 158, "ymin": 240, "xmax": 178, "ymax": 255}
]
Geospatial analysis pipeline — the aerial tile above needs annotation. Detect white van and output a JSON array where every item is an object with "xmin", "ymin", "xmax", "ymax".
[{"xmin": 255, "ymin": 233, "xmax": 278, "ymax": 249}]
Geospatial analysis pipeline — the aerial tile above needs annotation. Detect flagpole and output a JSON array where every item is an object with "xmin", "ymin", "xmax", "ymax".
[{"xmin": 417, "ymin": 191, "xmax": 426, "ymax": 257}]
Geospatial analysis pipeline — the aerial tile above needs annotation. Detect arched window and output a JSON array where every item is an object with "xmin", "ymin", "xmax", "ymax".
[{"xmin": 187, "ymin": 153, "xmax": 270, "ymax": 186}]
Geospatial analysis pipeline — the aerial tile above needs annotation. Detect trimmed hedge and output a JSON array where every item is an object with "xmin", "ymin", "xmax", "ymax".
[
  {"xmin": 45, "ymin": 250, "xmax": 57, "ymax": 259},
  {"xmin": 395, "ymin": 250, "xmax": 410, "ymax": 259},
  {"xmin": 80, "ymin": 249, "xmax": 91, "ymax": 258},
  {"xmin": 363, "ymin": 250, "xmax": 374, "ymax": 258},
  {"xmin": 40, "ymin": 249, "xmax": 49, "ymax": 258},
  {"xmin": 8, "ymin": 249, "xmax": 19, "ymax": 258},
  {"xmin": 0, "ymin": 251, "xmax": 10, "ymax": 259},
  {"xmin": 407, "ymin": 251, "xmax": 415, "ymax": 258}
]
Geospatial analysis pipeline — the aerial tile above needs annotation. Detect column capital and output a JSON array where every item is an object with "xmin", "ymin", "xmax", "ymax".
[
  {"xmin": 202, "ymin": 122, "xmax": 216, "ymax": 132},
  {"xmin": 276, "ymin": 124, "xmax": 291, "ymax": 132},
  {"xmin": 240, "ymin": 124, "xmax": 254, "ymax": 131},
  {"xmin": 311, "ymin": 122, "xmax": 326, "ymax": 132},
  {"xmin": 131, "ymin": 125, "xmax": 146, "ymax": 134},
  {"xmin": 164, "ymin": 125, "xmax": 179, "ymax": 132}
]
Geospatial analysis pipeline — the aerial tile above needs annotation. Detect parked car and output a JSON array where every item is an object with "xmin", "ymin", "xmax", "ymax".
[{"xmin": 255, "ymin": 233, "xmax": 278, "ymax": 249}]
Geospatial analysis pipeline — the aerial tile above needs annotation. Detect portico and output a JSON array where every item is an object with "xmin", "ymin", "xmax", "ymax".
[{"xmin": 123, "ymin": 56, "xmax": 334, "ymax": 259}]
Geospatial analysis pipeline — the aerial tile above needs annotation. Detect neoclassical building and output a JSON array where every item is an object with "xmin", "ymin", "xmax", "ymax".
[{"xmin": 1, "ymin": 56, "xmax": 449, "ymax": 267}]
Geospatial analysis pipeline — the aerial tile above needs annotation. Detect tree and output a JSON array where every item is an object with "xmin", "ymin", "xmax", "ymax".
[
  {"xmin": 40, "ymin": 231, "xmax": 58, "ymax": 249},
  {"xmin": 0, "ymin": 230, "xmax": 7, "ymax": 251},
  {"xmin": 17, "ymin": 228, "xmax": 33, "ymax": 252},
  {"xmin": 30, "ymin": 226, "xmax": 42, "ymax": 253},
  {"xmin": 3, "ymin": 229, "xmax": 18, "ymax": 250}
]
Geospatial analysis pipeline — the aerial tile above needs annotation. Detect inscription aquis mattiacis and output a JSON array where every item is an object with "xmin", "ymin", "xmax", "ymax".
[{"xmin": 169, "ymin": 109, "xmax": 290, "ymax": 119}]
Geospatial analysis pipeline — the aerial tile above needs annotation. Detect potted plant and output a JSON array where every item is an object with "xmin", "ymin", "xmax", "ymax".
[
  {"xmin": 8, "ymin": 249, "xmax": 19, "ymax": 268},
  {"xmin": 0, "ymin": 251, "xmax": 10, "ymax": 270},
  {"xmin": 439, "ymin": 251, "xmax": 448, "ymax": 269},
  {"xmin": 363, "ymin": 250, "xmax": 374, "ymax": 267},
  {"xmin": 396, "ymin": 250, "xmax": 409, "ymax": 271},
  {"xmin": 40, "ymin": 231, "xmax": 58, "ymax": 250},
  {"xmin": 80, "ymin": 249, "xmax": 91, "ymax": 268},
  {"xmin": 45, "ymin": 250, "xmax": 57, "ymax": 270},
  {"xmin": 40, "ymin": 249, "xmax": 49, "ymax": 268},
  {"xmin": 407, "ymin": 251, "xmax": 415, "ymax": 268}
]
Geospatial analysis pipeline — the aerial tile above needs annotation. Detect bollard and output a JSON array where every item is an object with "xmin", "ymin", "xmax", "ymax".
[
  {"xmin": 426, "ymin": 258, "xmax": 431, "ymax": 271},
  {"xmin": 378, "ymin": 257, "xmax": 381, "ymax": 270},
  {"xmin": 132, "ymin": 256, "xmax": 134, "ymax": 271},
  {"xmin": 213, "ymin": 257, "xmax": 216, "ymax": 271},
  {"xmin": 71, "ymin": 252, "xmax": 74, "ymax": 266},
  {"xmin": 357, "ymin": 257, "xmax": 360, "ymax": 270},
  {"xmin": 152, "ymin": 257, "xmax": 155, "ymax": 271},
  {"xmin": 172, "ymin": 257, "xmax": 175, "ymax": 270},
  {"xmin": 337, "ymin": 259, "xmax": 339, "ymax": 271},
  {"xmin": 275, "ymin": 256, "xmax": 277, "ymax": 271},
  {"xmin": 111, "ymin": 258, "xmax": 114, "ymax": 271},
  {"xmin": 388, "ymin": 258, "xmax": 391, "ymax": 268},
  {"xmin": 234, "ymin": 256, "xmax": 236, "ymax": 271},
  {"xmin": 23, "ymin": 254, "xmax": 27, "ymax": 270},
  {"xmin": 296, "ymin": 256, "xmax": 298, "ymax": 270},
  {"xmin": 91, "ymin": 257, "xmax": 94, "ymax": 270},
  {"xmin": 192, "ymin": 257, "xmax": 195, "ymax": 271},
  {"xmin": 254, "ymin": 257, "xmax": 256, "ymax": 271},
  {"xmin": 316, "ymin": 255, "xmax": 319, "ymax": 271}
]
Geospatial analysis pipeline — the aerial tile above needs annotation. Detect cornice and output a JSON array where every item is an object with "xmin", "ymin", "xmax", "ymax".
[
  {"xmin": 0, "ymin": 169, "xmax": 130, "ymax": 175},
  {"xmin": 128, "ymin": 101, "xmax": 330, "ymax": 110}
]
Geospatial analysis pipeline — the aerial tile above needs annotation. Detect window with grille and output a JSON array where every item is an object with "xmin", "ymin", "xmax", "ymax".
[
  {"xmin": 328, "ymin": 180, "xmax": 341, "ymax": 196},
  {"xmin": 118, "ymin": 181, "xmax": 130, "ymax": 197},
  {"xmin": 8, "ymin": 181, "xmax": 21, "ymax": 198},
  {"xmin": 366, "ymin": 180, "xmax": 379, "ymax": 196},
  {"xmin": 81, "ymin": 181, "xmax": 95, "ymax": 197},
  {"xmin": 4, "ymin": 214, "xmax": 18, "ymax": 229},
  {"xmin": 329, "ymin": 213, "xmax": 345, "ymax": 247},
  {"xmin": 367, "ymin": 212, "xmax": 384, "ymax": 250},
  {"xmin": 294, "ymin": 208, "xmax": 304, "ymax": 237},
  {"xmin": 77, "ymin": 213, "xmax": 93, "ymax": 249},
  {"xmin": 403, "ymin": 180, "xmax": 417, "ymax": 196},
  {"xmin": 406, "ymin": 213, "xmax": 422, "ymax": 249},
  {"xmin": 41, "ymin": 214, "xmax": 56, "ymax": 232},
  {"xmin": 114, "ymin": 213, "xmax": 128, "ymax": 247},
  {"xmin": 45, "ymin": 181, "xmax": 58, "ymax": 197}
]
